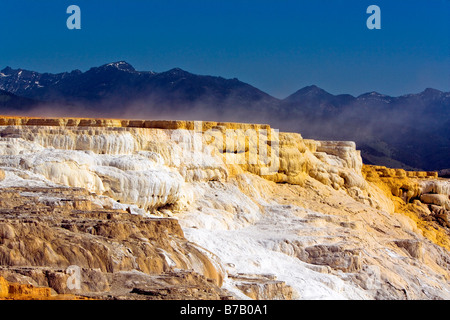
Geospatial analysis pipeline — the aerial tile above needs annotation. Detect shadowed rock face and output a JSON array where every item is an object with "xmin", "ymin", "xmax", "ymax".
[
  {"xmin": 0, "ymin": 186, "xmax": 229, "ymax": 299},
  {"xmin": 0, "ymin": 116, "xmax": 449, "ymax": 300}
]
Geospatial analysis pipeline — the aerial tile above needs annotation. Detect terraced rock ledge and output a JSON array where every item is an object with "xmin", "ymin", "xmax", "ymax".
[{"xmin": 0, "ymin": 116, "xmax": 448, "ymax": 299}]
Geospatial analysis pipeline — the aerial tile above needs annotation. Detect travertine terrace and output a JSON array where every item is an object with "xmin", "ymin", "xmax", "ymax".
[{"xmin": 0, "ymin": 116, "xmax": 448, "ymax": 300}]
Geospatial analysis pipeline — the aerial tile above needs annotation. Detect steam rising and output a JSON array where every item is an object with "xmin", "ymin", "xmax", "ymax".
[{"xmin": 1, "ymin": 83, "xmax": 449, "ymax": 171}]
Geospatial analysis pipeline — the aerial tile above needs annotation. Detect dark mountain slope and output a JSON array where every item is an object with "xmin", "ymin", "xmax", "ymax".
[{"xmin": 0, "ymin": 62, "xmax": 448, "ymax": 171}]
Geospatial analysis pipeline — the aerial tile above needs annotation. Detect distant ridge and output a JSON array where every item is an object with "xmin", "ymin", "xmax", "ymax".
[{"xmin": 0, "ymin": 61, "xmax": 449, "ymax": 171}]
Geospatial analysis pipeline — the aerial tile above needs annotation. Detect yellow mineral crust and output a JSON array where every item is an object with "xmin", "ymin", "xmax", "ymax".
[
  {"xmin": 0, "ymin": 276, "xmax": 90, "ymax": 300},
  {"xmin": 363, "ymin": 165, "xmax": 449, "ymax": 250},
  {"xmin": 0, "ymin": 115, "xmax": 271, "ymax": 131}
]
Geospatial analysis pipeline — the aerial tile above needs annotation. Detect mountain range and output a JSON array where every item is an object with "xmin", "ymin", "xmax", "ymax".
[{"xmin": 0, "ymin": 61, "xmax": 449, "ymax": 171}]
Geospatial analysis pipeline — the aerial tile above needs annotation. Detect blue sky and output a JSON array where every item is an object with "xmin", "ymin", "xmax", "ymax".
[{"xmin": 0, "ymin": 0, "xmax": 449, "ymax": 98}]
